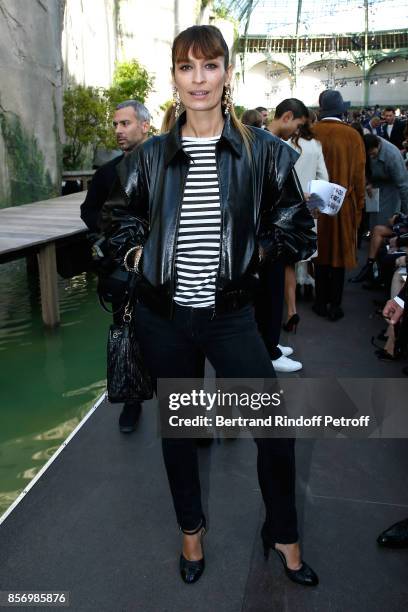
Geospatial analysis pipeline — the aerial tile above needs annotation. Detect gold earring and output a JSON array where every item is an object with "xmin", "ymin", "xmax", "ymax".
[
  {"xmin": 173, "ymin": 86, "xmax": 181, "ymax": 119},
  {"xmin": 222, "ymin": 84, "xmax": 233, "ymax": 116}
]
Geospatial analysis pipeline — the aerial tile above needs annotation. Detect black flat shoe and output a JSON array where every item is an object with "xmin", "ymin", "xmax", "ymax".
[
  {"xmin": 180, "ymin": 519, "xmax": 206, "ymax": 584},
  {"xmin": 119, "ymin": 402, "xmax": 142, "ymax": 433},
  {"xmin": 261, "ymin": 526, "xmax": 318, "ymax": 587},
  {"xmin": 180, "ymin": 554, "xmax": 205, "ymax": 584},
  {"xmin": 377, "ymin": 518, "xmax": 408, "ymax": 548}
]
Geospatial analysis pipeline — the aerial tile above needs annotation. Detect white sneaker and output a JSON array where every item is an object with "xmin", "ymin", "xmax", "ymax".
[
  {"xmin": 272, "ymin": 355, "xmax": 302, "ymax": 372},
  {"xmin": 277, "ymin": 344, "xmax": 294, "ymax": 357}
]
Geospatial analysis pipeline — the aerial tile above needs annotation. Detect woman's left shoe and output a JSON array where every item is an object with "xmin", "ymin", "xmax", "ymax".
[
  {"xmin": 261, "ymin": 525, "xmax": 318, "ymax": 587},
  {"xmin": 179, "ymin": 519, "xmax": 206, "ymax": 584},
  {"xmin": 282, "ymin": 314, "xmax": 300, "ymax": 333}
]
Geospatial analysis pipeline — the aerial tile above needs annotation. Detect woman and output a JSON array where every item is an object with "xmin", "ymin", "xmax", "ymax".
[
  {"xmin": 102, "ymin": 25, "xmax": 318, "ymax": 587},
  {"xmin": 241, "ymin": 108, "xmax": 263, "ymax": 128},
  {"xmin": 284, "ymin": 118, "xmax": 329, "ymax": 330}
]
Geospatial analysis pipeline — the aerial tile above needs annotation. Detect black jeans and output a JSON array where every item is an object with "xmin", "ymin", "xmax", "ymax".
[
  {"xmin": 255, "ymin": 259, "xmax": 285, "ymax": 360},
  {"xmin": 134, "ymin": 301, "xmax": 298, "ymax": 543}
]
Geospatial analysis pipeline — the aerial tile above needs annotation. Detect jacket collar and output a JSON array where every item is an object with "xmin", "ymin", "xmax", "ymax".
[{"xmin": 164, "ymin": 111, "xmax": 242, "ymax": 166}]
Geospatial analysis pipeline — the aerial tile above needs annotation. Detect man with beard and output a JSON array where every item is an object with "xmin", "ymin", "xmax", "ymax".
[{"xmin": 81, "ymin": 100, "xmax": 150, "ymax": 432}]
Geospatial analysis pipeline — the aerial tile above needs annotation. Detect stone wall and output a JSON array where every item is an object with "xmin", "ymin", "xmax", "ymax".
[
  {"xmin": 62, "ymin": 0, "xmax": 204, "ymax": 126},
  {"xmin": 0, "ymin": 0, "xmax": 64, "ymax": 207},
  {"xmin": 0, "ymin": 0, "xmax": 213, "ymax": 207}
]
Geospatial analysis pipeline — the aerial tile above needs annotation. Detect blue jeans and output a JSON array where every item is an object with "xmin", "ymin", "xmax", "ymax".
[{"xmin": 134, "ymin": 301, "xmax": 298, "ymax": 543}]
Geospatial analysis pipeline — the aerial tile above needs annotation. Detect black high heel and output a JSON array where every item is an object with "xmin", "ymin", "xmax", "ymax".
[
  {"xmin": 261, "ymin": 525, "xmax": 318, "ymax": 587},
  {"xmin": 179, "ymin": 517, "xmax": 206, "ymax": 584},
  {"xmin": 282, "ymin": 313, "xmax": 300, "ymax": 333}
]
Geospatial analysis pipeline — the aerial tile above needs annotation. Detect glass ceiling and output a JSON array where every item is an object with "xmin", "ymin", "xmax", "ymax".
[{"xmin": 230, "ymin": 0, "xmax": 408, "ymax": 37}]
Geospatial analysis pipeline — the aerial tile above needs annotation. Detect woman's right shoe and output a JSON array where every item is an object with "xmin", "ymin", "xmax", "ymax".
[
  {"xmin": 261, "ymin": 526, "xmax": 318, "ymax": 587},
  {"xmin": 271, "ymin": 355, "xmax": 302, "ymax": 372},
  {"xmin": 282, "ymin": 313, "xmax": 300, "ymax": 333},
  {"xmin": 179, "ymin": 519, "xmax": 206, "ymax": 584}
]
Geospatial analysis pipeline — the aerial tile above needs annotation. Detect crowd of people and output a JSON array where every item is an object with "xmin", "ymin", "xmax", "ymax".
[
  {"xmin": 78, "ymin": 24, "xmax": 408, "ymax": 587},
  {"xmin": 241, "ymin": 99, "xmax": 408, "ymax": 371}
]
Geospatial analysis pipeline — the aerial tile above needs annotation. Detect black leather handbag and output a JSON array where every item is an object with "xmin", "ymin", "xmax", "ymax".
[{"xmin": 106, "ymin": 247, "xmax": 153, "ymax": 403}]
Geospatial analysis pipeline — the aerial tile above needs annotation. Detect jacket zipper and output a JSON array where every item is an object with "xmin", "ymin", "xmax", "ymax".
[
  {"xmin": 212, "ymin": 143, "xmax": 223, "ymax": 320},
  {"xmin": 170, "ymin": 154, "xmax": 191, "ymax": 319}
]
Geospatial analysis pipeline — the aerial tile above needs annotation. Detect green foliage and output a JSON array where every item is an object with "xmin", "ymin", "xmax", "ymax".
[
  {"xmin": 106, "ymin": 59, "xmax": 154, "ymax": 109},
  {"xmin": 63, "ymin": 59, "xmax": 154, "ymax": 166},
  {"xmin": 233, "ymin": 105, "xmax": 246, "ymax": 119},
  {"xmin": 103, "ymin": 60, "xmax": 154, "ymax": 149},
  {"xmin": 213, "ymin": 1, "xmax": 229, "ymax": 19},
  {"xmin": 0, "ymin": 111, "xmax": 55, "ymax": 207},
  {"xmin": 63, "ymin": 85, "xmax": 109, "ymax": 169}
]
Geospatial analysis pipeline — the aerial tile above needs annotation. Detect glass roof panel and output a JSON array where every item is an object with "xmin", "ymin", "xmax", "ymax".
[{"xmin": 236, "ymin": 0, "xmax": 408, "ymax": 36}]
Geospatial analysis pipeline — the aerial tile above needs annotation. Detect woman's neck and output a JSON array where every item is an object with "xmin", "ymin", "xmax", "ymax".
[{"xmin": 182, "ymin": 108, "xmax": 225, "ymax": 138}]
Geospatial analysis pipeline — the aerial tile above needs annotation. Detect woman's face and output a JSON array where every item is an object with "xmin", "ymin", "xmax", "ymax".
[{"xmin": 173, "ymin": 50, "xmax": 231, "ymax": 114}]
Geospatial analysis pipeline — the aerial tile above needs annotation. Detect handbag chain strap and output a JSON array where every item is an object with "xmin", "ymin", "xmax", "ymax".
[
  {"xmin": 121, "ymin": 259, "xmax": 141, "ymax": 323},
  {"xmin": 124, "ymin": 245, "xmax": 143, "ymax": 272}
]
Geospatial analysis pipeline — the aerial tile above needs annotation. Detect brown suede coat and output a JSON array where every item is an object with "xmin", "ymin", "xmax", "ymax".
[{"xmin": 312, "ymin": 120, "xmax": 366, "ymax": 269}]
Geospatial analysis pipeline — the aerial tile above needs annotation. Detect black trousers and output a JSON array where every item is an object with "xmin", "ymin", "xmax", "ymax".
[
  {"xmin": 315, "ymin": 264, "xmax": 345, "ymax": 308},
  {"xmin": 255, "ymin": 259, "xmax": 285, "ymax": 360},
  {"xmin": 134, "ymin": 301, "xmax": 298, "ymax": 543}
]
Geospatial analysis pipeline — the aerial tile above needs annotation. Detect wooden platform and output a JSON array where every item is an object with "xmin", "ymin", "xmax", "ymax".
[
  {"xmin": 62, "ymin": 170, "xmax": 95, "ymax": 191},
  {"xmin": 0, "ymin": 192, "xmax": 88, "ymax": 327}
]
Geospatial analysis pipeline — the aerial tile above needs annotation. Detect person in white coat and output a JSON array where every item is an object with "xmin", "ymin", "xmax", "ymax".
[{"xmin": 283, "ymin": 119, "xmax": 329, "ymax": 331}]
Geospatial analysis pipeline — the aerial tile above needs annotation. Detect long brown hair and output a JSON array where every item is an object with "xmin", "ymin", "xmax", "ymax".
[
  {"xmin": 291, "ymin": 110, "xmax": 322, "ymax": 152},
  {"xmin": 162, "ymin": 25, "xmax": 254, "ymax": 157}
]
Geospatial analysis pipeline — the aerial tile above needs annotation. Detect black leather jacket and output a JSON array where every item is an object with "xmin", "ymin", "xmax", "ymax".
[{"xmin": 101, "ymin": 113, "xmax": 316, "ymax": 318}]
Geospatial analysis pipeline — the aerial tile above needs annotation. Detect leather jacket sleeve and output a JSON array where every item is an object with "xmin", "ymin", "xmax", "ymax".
[
  {"xmin": 100, "ymin": 147, "xmax": 149, "ymax": 268},
  {"xmin": 258, "ymin": 146, "xmax": 316, "ymax": 264}
]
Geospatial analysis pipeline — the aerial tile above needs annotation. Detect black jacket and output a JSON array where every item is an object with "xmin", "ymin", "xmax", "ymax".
[
  {"xmin": 80, "ymin": 155, "xmax": 124, "ymax": 232},
  {"xmin": 380, "ymin": 119, "xmax": 406, "ymax": 150},
  {"xmin": 101, "ymin": 113, "xmax": 316, "ymax": 318}
]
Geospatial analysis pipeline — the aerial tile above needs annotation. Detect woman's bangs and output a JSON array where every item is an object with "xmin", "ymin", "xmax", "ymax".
[{"xmin": 173, "ymin": 32, "xmax": 227, "ymax": 66}]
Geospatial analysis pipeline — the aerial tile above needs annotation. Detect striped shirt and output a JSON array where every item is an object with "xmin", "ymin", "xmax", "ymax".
[{"xmin": 174, "ymin": 135, "xmax": 221, "ymax": 308}]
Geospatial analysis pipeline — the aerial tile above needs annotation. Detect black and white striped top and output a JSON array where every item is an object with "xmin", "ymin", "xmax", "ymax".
[{"xmin": 174, "ymin": 135, "xmax": 221, "ymax": 308}]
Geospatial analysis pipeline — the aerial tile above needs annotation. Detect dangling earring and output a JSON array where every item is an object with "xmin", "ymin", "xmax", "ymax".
[
  {"xmin": 173, "ymin": 86, "xmax": 181, "ymax": 119},
  {"xmin": 222, "ymin": 84, "xmax": 233, "ymax": 116}
]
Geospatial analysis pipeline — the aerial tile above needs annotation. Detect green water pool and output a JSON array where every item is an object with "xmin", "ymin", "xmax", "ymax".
[{"xmin": 0, "ymin": 260, "xmax": 109, "ymax": 516}]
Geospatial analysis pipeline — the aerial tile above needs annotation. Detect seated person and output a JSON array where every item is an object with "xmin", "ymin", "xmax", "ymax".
[{"xmin": 352, "ymin": 212, "xmax": 408, "ymax": 283}]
